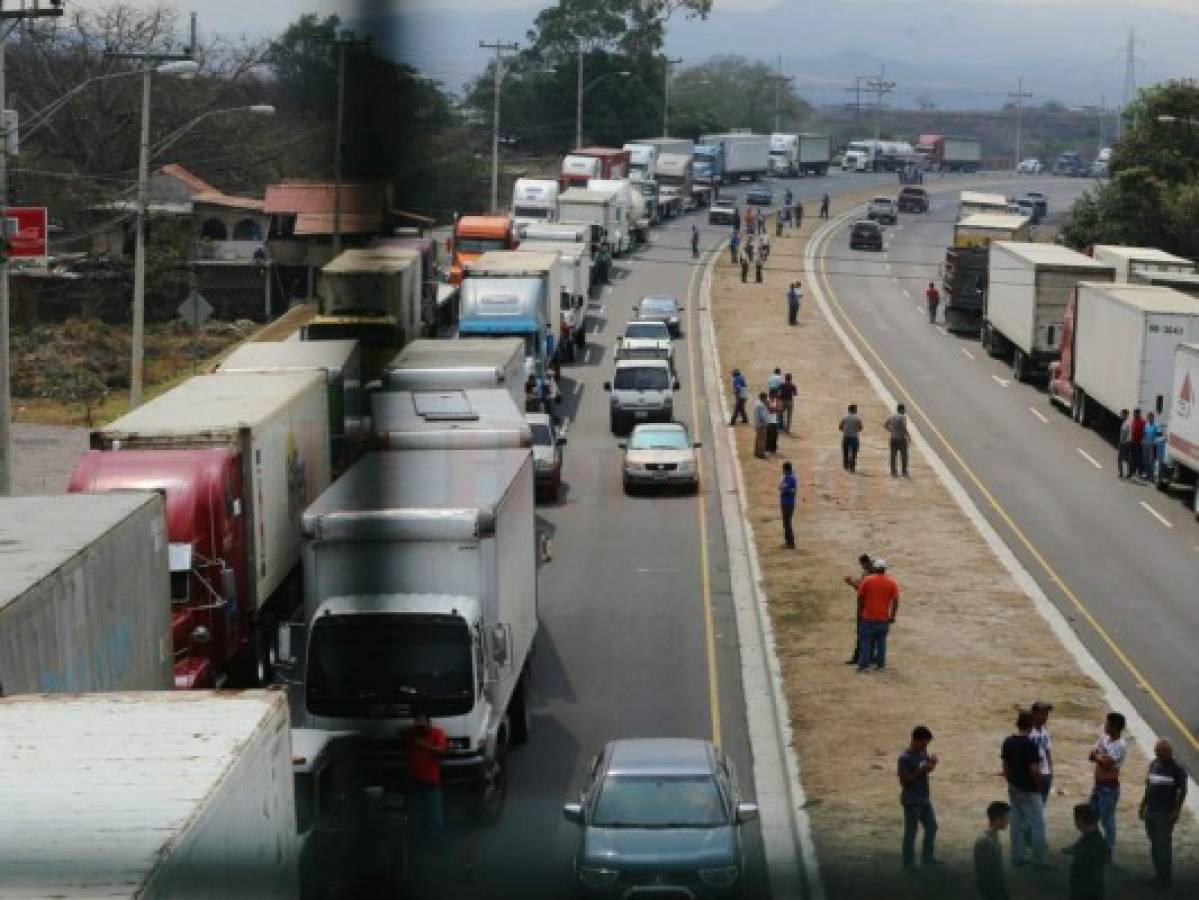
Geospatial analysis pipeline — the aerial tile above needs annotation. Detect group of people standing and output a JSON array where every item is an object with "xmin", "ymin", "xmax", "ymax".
[
  {"xmin": 728, "ymin": 366, "xmax": 797, "ymax": 460},
  {"xmin": 1117, "ymin": 408, "xmax": 1165, "ymax": 482},
  {"xmin": 898, "ymin": 706, "xmax": 1187, "ymax": 897}
]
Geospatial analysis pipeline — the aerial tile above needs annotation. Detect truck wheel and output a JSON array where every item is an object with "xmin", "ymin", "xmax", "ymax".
[
  {"xmin": 1075, "ymin": 390, "xmax": 1090, "ymax": 426},
  {"xmin": 472, "ymin": 747, "xmax": 508, "ymax": 826},
  {"xmin": 510, "ymin": 674, "xmax": 531, "ymax": 744},
  {"xmin": 1155, "ymin": 468, "xmax": 1171, "ymax": 493}
]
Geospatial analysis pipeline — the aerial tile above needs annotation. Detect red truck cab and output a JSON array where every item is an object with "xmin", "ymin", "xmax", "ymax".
[
  {"xmin": 559, "ymin": 147, "xmax": 632, "ymax": 190},
  {"xmin": 68, "ymin": 449, "xmax": 248, "ymax": 689}
]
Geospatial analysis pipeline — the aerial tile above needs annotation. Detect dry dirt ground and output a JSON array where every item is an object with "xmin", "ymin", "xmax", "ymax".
[{"xmin": 709, "ymin": 188, "xmax": 1197, "ymax": 898}]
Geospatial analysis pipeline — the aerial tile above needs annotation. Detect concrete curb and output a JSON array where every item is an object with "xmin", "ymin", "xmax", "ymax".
[
  {"xmin": 694, "ymin": 241, "xmax": 826, "ymax": 900},
  {"xmin": 804, "ymin": 205, "xmax": 1199, "ymax": 823}
]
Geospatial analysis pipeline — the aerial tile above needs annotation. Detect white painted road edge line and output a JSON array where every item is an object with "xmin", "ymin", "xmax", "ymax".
[
  {"xmin": 697, "ymin": 243, "xmax": 823, "ymax": 900},
  {"xmin": 805, "ymin": 210, "xmax": 1199, "ymax": 824},
  {"xmin": 1029, "ymin": 406, "xmax": 1049, "ymax": 424},
  {"xmin": 1076, "ymin": 447, "xmax": 1103, "ymax": 470},
  {"xmin": 1139, "ymin": 501, "xmax": 1174, "ymax": 529}
]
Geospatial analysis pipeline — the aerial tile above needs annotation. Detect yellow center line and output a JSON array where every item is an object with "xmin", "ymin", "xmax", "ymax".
[
  {"xmin": 687, "ymin": 236, "xmax": 722, "ymax": 749},
  {"xmin": 812, "ymin": 217, "xmax": 1199, "ymax": 752}
]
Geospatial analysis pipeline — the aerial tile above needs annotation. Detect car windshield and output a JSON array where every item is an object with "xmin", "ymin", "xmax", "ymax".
[
  {"xmin": 625, "ymin": 322, "xmax": 670, "ymax": 340},
  {"xmin": 629, "ymin": 428, "xmax": 689, "ymax": 451},
  {"xmin": 529, "ymin": 422, "xmax": 553, "ymax": 446},
  {"xmin": 614, "ymin": 367, "xmax": 669, "ymax": 390},
  {"xmin": 640, "ymin": 298, "xmax": 677, "ymax": 316},
  {"xmin": 592, "ymin": 774, "xmax": 727, "ymax": 828}
]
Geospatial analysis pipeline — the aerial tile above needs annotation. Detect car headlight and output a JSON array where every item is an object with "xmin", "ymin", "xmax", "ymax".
[
  {"xmin": 578, "ymin": 866, "xmax": 620, "ymax": 888},
  {"xmin": 625, "ymin": 461, "xmax": 645, "ymax": 472},
  {"xmin": 698, "ymin": 865, "xmax": 740, "ymax": 888},
  {"xmin": 676, "ymin": 459, "xmax": 695, "ymax": 473}
]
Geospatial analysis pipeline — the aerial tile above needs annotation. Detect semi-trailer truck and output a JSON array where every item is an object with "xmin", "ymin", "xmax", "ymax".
[
  {"xmin": 768, "ymin": 133, "xmax": 832, "ymax": 177},
  {"xmin": 0, "ymin": 492, "xmax": 173, "ymax": 695},
  {"xmin": 290, "ymin": 449, "xmax": 538, "ymax": 822},
  {"xmin": 1049, "ymin": 283, "xmax": 1199, "ymax": 427},
  {"xmin": 558, "ymin": 186, "xmax": 624, "ymax": 255},
  {"xmin": 517, "ymin": 237, "xmax": 590, "ymax": 345},
  {"xmin": 1157, "ymin": 342, "xmax": 1199, "ymax": 519},
  {"xmin": 656, "ymin": 152, "xmax": 710, "ymax": 209},
  {"xmin": 560, "ymin": 147, "xmax": 631, "ymax": 189},
  {"xmin": 69, "ymin": 372, "xmax": 332, "ymax": 688},
  {"xmin": 384, "ymin": 337, "xmax": 526, "ymax": 409},
  {"xmin": 982, "ymin": 242, "xmax": 1116, "ymax": 381},
  {"xmin": 448, "ymin": 215, "xmax": 517, "ymax": 285},
  {"xmin": 589, "ymin": 177, "xmax": 645, "ymax": 248},
  {"xmin": 511, "ymin": 179, "xmax": 560, "ymax": 232},
  {"xmin": 916, "ymin": 134, "xmax": 982, "ymax": 172},
  {"xmin": 622, "ymin": 142, "xmax": 658, "ymax": 182},
  {"xmin": 700, "ymin": 132, "xmax": 770, "ymax": 183},
  {"xmin": 0, "ymin": 690, "xmax": 297, "ymax": 898},
  {"xmin": 691, "ymin": 143, "xmax": 724, "ymax": 186},
  {"xmin": 371, "ymin": 388, "xmax": 532, "ymax": 450}
]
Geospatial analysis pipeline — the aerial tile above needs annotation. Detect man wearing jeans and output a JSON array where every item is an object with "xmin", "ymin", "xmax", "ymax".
[
  {"xmin": 856, "ymin": 560, "xmax": 899, "ymax": 672},
  {"xmin": 1089, "ymin": 711, "xmax": 1127, "ymax": 854},
  {"xmin": 885, "ymin": 403, "xmax": 911, "ymax": 478},
  {"xmin": 839, "ymin": 403, "xmax": 863, "ymax": 472},
  {"xmin": 897, "ymin": 725, "xmax": 940, "ymax": 868},
  {"xmin": 1138, "ymin": 738, "xmax": 1187, "ymax": 888},
  {"xmin": 1001, "ymin": 710, "xmax": 1048, "ymax": 868},
  {"xmin": 404, "ymin": 712, "xmax": 448, "ymax": 851}
]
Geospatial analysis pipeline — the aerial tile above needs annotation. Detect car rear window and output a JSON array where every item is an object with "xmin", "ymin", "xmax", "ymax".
[{"xmin": 640, "ymin": 298, "xmax": 677, "ymax": 316}]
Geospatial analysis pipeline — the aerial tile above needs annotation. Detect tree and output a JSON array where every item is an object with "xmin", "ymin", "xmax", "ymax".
[
  {"xmin": 668, "ymin": 56, "xmax": 811, "ymax": 138},
  {"xmin": 524, "ymin": 0, "xmax": 712, "ymax": 59}
]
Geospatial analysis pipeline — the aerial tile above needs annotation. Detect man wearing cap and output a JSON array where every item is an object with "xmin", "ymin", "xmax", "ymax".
[
  {"xmin": 856, "ymin": 560, "xmax": 899, "ymax": 672},
  {"xmin": 1030, "ymin": 701, "xmax": 1054, "ymax": 809}
]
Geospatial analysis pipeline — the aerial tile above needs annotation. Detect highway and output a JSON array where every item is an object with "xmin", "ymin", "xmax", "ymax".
[
  {"xmin": 814, "ymin": 177, "xmax": 1199, "ymax": 777},
  {"xmin": 406, "ymin": 169, "xmax": 891, "ymax": 898}
]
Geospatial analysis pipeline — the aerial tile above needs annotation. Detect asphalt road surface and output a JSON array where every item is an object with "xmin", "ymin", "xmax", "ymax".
[
  {"xmin": 815, "ymin": 176, "xmax": 1199, "ymax": 778},
  {"xmin": 404, "ymin": 168, "xmax": 893, "ymax": 898}
]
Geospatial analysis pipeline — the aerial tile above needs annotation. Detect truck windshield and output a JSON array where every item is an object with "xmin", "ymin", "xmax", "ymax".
[
  {"xmin": 513, "ymin": 206, "xmax": 550, "ymax": 220},
  {"xmin": 614, "ymin": 367, "xmax": 669, "ymax": 391},
  {"xmin": 306, "ymin": 614, "xmax": 474, "ymax": 718},
  {"xmin": 457, "ymin": 238, "xmax": 508, "ymax": 253}
]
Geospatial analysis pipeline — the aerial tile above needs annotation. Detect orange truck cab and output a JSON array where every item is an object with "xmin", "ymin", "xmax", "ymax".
[{"xmin": 450, "ymin": 215, "xmax": 516, "ymax": 284}]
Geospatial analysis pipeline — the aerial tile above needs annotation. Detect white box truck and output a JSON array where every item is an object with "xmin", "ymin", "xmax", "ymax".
[
  {"xmin": 1158, "ymin": 342, "xmax": 1199, "ymax": 518},
  {"xmin": 0, "ymin": 690, "xmax": 297, "ymax": 898},
  {"xmin": 518, "ymin": 238, "xmax": 590, "ymax": 345},
  {"xmin": 1050, "ymin": 283, "xmax": 1199, "ymax": 427},
  {"xmin": 292, "ymin": 449, "xmax": 537, "ymax": 822},
  {"xmin": 701, "ymin": 132, "xmax": 770, "ymax": 182},
  {"xmin": 797, "ymin": 133, "xmax": 832, "ymax": 176},
  {"xmin": 0, "ymin": 492, "xmax": 172, "ymax": 695},
  {"xmin": 511, "ymin": 178, "xmax": 560, "ymax": 231},
  {"xmin": 983, "ymin": 242, "xmax": 1115, "ymax": 381},
  {"xmin": 371, "ymin": 388, "xmax": 532, "ymax": 449},
  {"xmin": 558, "ymin": 186, "xmax": 623, "ymax": 255},
  {"xmin": 588, "ymin": 178, "xmax": 646, "ymax": 249},
  {"xmin": 384, "ymin": 338, "xmax": 526, "ymax": 409},
  {"xmin": 1092, "ymin": 245, "xmax": 1195, "ymax": 283}
]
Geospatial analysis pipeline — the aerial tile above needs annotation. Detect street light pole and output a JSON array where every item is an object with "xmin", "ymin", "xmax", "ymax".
[
  {"xmin": 130, "ymin": 60, "xmax": 152, "ymax": 409},
  {"xmin": 481, "ymin": 39, "xmax": 518, "ymax": 212},
  {"xmin": 663, "ymin": 57, "xmax": 682, "ymax": 137}
]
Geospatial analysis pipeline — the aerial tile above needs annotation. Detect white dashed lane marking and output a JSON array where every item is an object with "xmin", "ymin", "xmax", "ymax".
[{"xmin": 1076, "ymin": 447, "xmax": 1103, "ymax": 470}]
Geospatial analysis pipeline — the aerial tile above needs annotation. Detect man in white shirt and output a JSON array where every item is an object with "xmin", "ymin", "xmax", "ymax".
[
  {"xmin": 1088, "ymin": 711, "xmax": 1128, "ymax": 853},
  {"xmin": 766, "ymin": 368, "xmax": 783, "ymax": 393},
  {"xmin": 1030, "ymin": 701, "xmax": 1054, "ymax": 806}
]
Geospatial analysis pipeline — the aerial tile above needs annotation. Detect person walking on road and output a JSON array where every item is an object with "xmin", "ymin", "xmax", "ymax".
[
  {"xmin": 885, "ymin": 403, "xmax": 911, "ymax": 478},
  {"xmin": 767, "ymin": 367, "xmax": 783, "ymax": 393},
  {"xmin": 691, "ymin": 224, "xmax": 699, "ymax": 259},
  {"xmin": 745, "ymin": 206, "xmax": 757, "ymax": 234},
  {"xmin": 898, "ymin": 725, "xmax": 940, "ymax": 868},
  {"xmin": 755, "ymin": 255, "xmax": 764, "ymax": 284},
  {"xmin": 840, "ymin": 403, "xmax": 863, "ymax": 472},
  {"xmin": 1088, "ymin": 711, "xmax": 1127, "ymax": 854},
  {"xmin": 787, "ymin": 281, "xmax": 803, "ymax": 325},
  {"xmin": 1117, "ymin": 409, "xmax": 1133, "ymax": 478},
  {"xmin": 779, "ymin": 461, "xmax": 798, "ymax": 549},
  {"xmin": 753, "ymin": 392, "xmax": 769, "ymax": 458},
  {"xmin": 1030, "ymin": 701, "xmax": 1055, "ymax": 810},
  {"xmin": 732, "ymin": 207, "xmax": 741, "ymax": 234},
  {"xmin": 1067, "ymin": 803, "xmax": 1110, "ymax": 900},
  {"xmin": 820, "ymin": 193, "xmax": 830, "ymax": 219},
  {"xmin": 404, "ymin": 712, "xmax": 448, "ymax": 850},
  {"xmin": 784, "ymin": 188, "xmax": 793, "ymax": 210},
  {"xmin": 775, "ymin": 211, "xmax": 784, "ymax": 237},
  {"xmin": 779, "ymin": 373, "xmax": 797, "ymax": 433},
  {"xmin": 729, "ymin": 369, "xmax": 748, "ymax": 425},
  {"xmin": 1142, "ymin": 411, "xmax": 1161, "ymax": 481},
  {"xmin": 1001, "ymin": 709, "xmax": 1049, "ymax": 869},
  {"xmin": 974, "ymin": 801, "xmax": 1011, "ymax": 900},
  {"xmin": 1130, "ymin": 409, "xmax": 1145, "ymax": 479},
  {"xmin": 844, "ymin": 553, "xmax": 877, "ymax": 666},
  {"xmin": 1138, "ymin": 738, "xmax": 1187, "ymax": 888},
  {"xmin": 856, "ymin": 560, "xmax": 898, "ymax": 672},
  {"xmin": 925, "ymin": 281, "xmax": 941, "ymax": 324}
]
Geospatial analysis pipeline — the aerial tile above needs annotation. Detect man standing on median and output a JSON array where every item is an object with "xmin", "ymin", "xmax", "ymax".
[
  {"xmin": 839, "ymin": 403, "xmax": 863, "ymax": 472},
  {"xmin": 1030, "ymin": 700, "xmax": 1055, "ymax": 809},
  {"xmin": 974, "ymin": 801, "xmax": 1011, "ymax": 900},
  {"xmin": 897, "ymin": 725, "xmax": 940, "ymax": 869},
  {"xmin": 729, "ymin": 369, "xmax": 748, "ymax": 425},
  {"xmin": 779, "ymin": 461, "xmax": 797, "ymax": 549},
  {"xmin": 1001, "ymin": 709, "xmax": 1049, "ymax": 869},
  {"xmin": 1138, "ymin": 737, "xmax": 1187, "ymax": 888},
  {"xmin": 856, "ymin": 559, "xmax": 898, "ymax": 672},
  {"xmin": 885, "ymin": 403, "xmax": 911, "ymax": 478},
  {"xmin": 1088, "ymin": 711, "xmax": 1127, "ymax": 854}
]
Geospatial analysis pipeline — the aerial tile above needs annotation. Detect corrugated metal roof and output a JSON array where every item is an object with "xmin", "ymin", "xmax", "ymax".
[
  {"xmin": 993, "ymin": 241, "xmax": 1115, "ymax": 269},
  {"xmin": 0, "ymin": 691, "xmax": 285, "ymax": 895},
  {"xmin": 1083, "ymin": 281, "xmax": 1199, "ymax": 314}
]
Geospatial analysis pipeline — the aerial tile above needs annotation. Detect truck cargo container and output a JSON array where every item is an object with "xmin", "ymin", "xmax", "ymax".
[
  {"xmin": 589, "ymin": 178, "xmax": 644, "ymax": 249},
  {"xmin": 700, "ymin": 132, "xmax": 770, "ymax": 183},
  {"xmin": 369, "ymin": 235, "xmax": 440, "ymax": 338},
  {"xmin": 560, "ymin": 147, "xmax": 631, "ymax": 189},
  {"xmin": 217, "ymin": 339, "xmax": 364, "ymax": 471},
  {"xmin": 0, "ymin": 493, "xmax": 172, "ymax": 695},
  {"xmin": 916, "ymin": 134, "xmax": 982, "ymax": 172},
  {"xmin": 769, "ymin": 133, "xmax": 800, "ymax": 177},
  {"xmin": 558, "ymin": 186, "xmax": 624, "ymax": 255},
  {"xmin": 983, "ymin": 242, "xmax": 1115, "ymax": 380},
  {"xmin": 385, "ymin": 337, "xmax": 526, "ymax": 409},
  {"xmin": 510, "ymin": 178, "xmax": 560, "ymax": 232},
  {"xmin": 942, "ymin": 246, "xmax": 988, "ymax": 334},
  {"xmin": 1129, "ymin": 269, "xmax": 1199, "ymax": 298},
  {"xmin": 371, "ymin": 388, "xmax": 531, "ymax": 450},
  {"xmin": 797, "ymin": 133, "xmax": 832, "ymax": 175},
  {"xmin": 1091, "ymin": 244, "xmax": 1195, "ymax": 284},
  {"xmin": 518, "ymin": 238, "xmax": 590, "ymax": 345},
  {"xmin": 71, "ymin": 372, "xmax": 331, "ymax": 688},
  {"xmin": 0, "ymin": 690, "xmax": 297, "ymax": 898},
  {"xmin": 1049, "ymin": 283, "xmax": 1199, "ymax": 427},
  {"xmin": 304, "ymin": 247, "xmax": 421, "ymax": 380},
  {"xmin": 633, "ymin": 137, "xmax": 694, "ymax": 158},
  {"xmin": 953, "ymin": 212, "xmax": 1032, "ymax": 248},
  {"xmin": 448, "ymin": 215, "xmax": 517, "ymax": 285},
  {"xmin": 1157, "ymin": 342, "xmax": 1199, "ymax": 519},
  {"xmin": 290, "ymin": 449, "xmax": 538, "ymax": 821}
]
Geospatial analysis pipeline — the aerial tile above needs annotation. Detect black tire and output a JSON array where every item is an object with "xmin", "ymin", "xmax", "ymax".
[
  {"xmin": 1155, "ymin": 470, "xmax": 1171, "ymax": 493},
  {"xmin": 1013, "ymin": 349, "xmax": 1027, "ymax": 383},
  {"xmin": 472, "ymin": 753, "xmax": 508, "ymax": 827},
  {"xmin": 1076, "ymin": 390, "xmax": 1090, "ymax": 426},
  {"xmin": 510, "ymin": 674, "xmax": 531, "ymax": 744}
]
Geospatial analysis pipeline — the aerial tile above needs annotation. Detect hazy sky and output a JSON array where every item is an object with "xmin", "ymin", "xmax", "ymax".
[{"xmin": 113, "ymin": 1, "xmax": 1199, "ymax": 108}]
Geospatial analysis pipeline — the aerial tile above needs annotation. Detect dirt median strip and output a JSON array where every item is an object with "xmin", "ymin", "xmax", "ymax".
[{"xmin": 709, "ymin": 185, "xmax": 1197, "ymax": 898}]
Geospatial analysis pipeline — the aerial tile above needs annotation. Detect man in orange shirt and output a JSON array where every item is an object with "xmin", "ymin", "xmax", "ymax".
[
  {"xmin": 405, "ymin": 712, "xmax": 448, "ymax": 850},
  {"xmin": 856, "ymin": 559, "xmax": 900, "ymax": 673}
]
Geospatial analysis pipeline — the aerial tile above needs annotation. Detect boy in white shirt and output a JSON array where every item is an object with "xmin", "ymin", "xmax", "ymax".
[{"xmin": 1088, "ymin": 711, "xmax": 1127, "ymax": 853}]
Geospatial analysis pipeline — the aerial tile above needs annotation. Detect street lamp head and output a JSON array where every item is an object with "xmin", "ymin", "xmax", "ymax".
[
  {"xmin": 248, "ymin": 104, "xmax": 276, "ymax": 115},
  {"xmin": 617, "ymin": 71, "xmax": 632, "ymax": 77},
  {"xmin": 156, "ymin": 60, "xmax": 199, "ymax": 79}
]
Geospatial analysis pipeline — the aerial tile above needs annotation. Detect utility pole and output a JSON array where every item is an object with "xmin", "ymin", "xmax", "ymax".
[
  {"xmin": 866, "ymin": 68, "xmax": 895, "ymax": 140},
  {"xmin": 1008, "ymin": 76, "xmax": 1033, "ymax": 171},
  {"xmin": 330, "ymin": 34, "xmax": 370, "ymax": 253},
  {"xmin": 0, "ymin": 2, "xmax": 66, "ymax": 495},
  {"xmin": 480, "ymin": 39, "xmax": 519, "ymax": 212},
  {"xmin": 771, "ymin": 57, "xmax": 794, "ymax": 133},
  {"xmin": 663, "ymin": 56, "xmax": 682, "ymax": 137},
  {"xmin": 845, "ymin": 76, "xmax": 865, "ymax": 126},
  {"xmin": 106, "ymin": 16, "xmax": 196, "ymax": 410},
  {"xmin": 1119, "ymin": 27, "xmax": 1140, "ymax": 138}
]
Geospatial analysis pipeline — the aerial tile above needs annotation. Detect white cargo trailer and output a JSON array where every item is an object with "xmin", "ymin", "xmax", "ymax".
[
  {"xmin": 558, "ymin": 187, "xmax": 622, "ymax": 254},
  {"xmin": 700, "ymin": 132, "xmax": 770, "ymax": 182},
  {"xmin": 517, "ymin": 238, "xmax": 590, "ymax": 343},
  {"xmin": 588, "ymin": 178, "xmax": 643, "ymax": 251},
  {"xmin": 1070, "ymin": 283, "xmax": 1199, "ymax": 425},
  {"xmin": 93, "ymin": 373, "xmax": 332, "ymax": 611},
  {"xmin": 984, "ymin": 242, "xmax": 1115, "ymax": 380},
  {"xmin": 0, "ymin": 493, "xmax": 172, "ymax": 695},
  {"xmin": 1158, "ymin": 343, "xmax": 1199, "ymax": 518},
  {"xmin": 1092, "ymin": 245, "xmax": 1195, "ymax": 284},
  {"xmin": 384, "ymin": 337, "xmax": 526, "ymax": 409},
  {"xmin": 370, "ymin": 388, "xmax": 532, "ymax": 449},
  {"xmin": 797, "ymin": 133, "xmax": 832, "ymax": 175},
  {"xmin": 0, "ymin": 690, "xmax": 297, "ymax": 898}
]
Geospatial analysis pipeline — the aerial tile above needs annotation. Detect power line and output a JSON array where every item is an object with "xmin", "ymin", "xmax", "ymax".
[{"xmin": 866, "ymin": 68, "xmax": 896, "ymax": 140}]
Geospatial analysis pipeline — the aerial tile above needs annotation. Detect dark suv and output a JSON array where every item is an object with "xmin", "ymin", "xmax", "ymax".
[
  {"xmin": 849, "ymin": 220, "xmax": 883, "ymax": 251},
  {"xmin": 897, "ymin": 187, "xmax": 929, "ymax": 213}
]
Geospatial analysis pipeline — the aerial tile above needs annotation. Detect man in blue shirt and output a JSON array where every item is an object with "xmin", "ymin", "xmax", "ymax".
[
  {"xmin": 729, "ymin": 369, "xmax": 748, "ymax": 425},
  {"xmin": 779, "ymin": 461, "xmax": 797, "ymax": 548}
]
